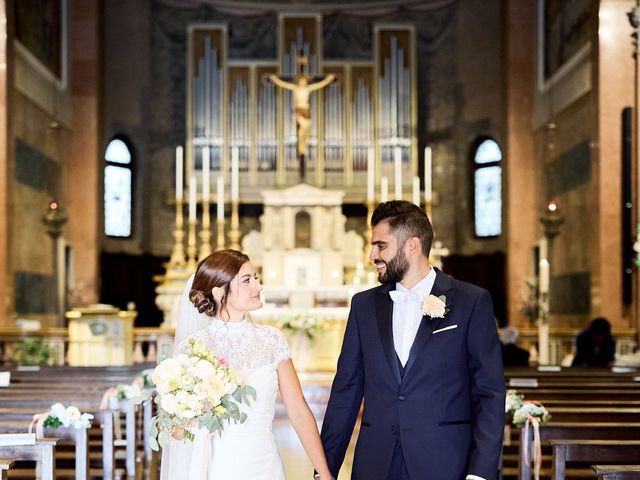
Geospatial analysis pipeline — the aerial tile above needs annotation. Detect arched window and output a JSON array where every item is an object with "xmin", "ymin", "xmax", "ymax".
[
  {"xmin": 473, "ymin": 138, "xmax": 502, "ymax": 237},
  {"xmin": 104, "ymin": 137, "xmax": 133, "ymax": 237}
]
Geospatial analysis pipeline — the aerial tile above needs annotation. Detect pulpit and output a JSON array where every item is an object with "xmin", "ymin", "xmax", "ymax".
[{"xmin": 65, "ymin": 305, "xmax": 136, "ymax": 366}]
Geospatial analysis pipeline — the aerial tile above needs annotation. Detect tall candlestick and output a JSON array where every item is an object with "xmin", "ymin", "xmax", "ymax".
[
  {"xmin": 394, "ymin": 146, "xmax": 402, "ymax": 200},
  {"xmin": 381, "ymin": 176, "xmax": 389, "ymax": 203},
  {"xmin": 202, "ymin": 146, "xmax": 210, "ymax": 202},
  {"xmin": 175, "ymin": 146, "xmax": 183, "ymax": 201},
  {"xmin": 231, "ymin": 146, "xmax": 239, "ymax": 201},
  {"xmin": 424, "ymin": 146, "xmax": 432, "ymax": 203},
  {"xmin": 367, "ymin": 147, "xmax": 374, "ymax": 202},
  {"xmin": 189, "ymin": 176, "xmax": 196, "ymax": 222},
  {"xmin": 216, "ymin": 176, "xmax": 224, "ymax": 222},
  {"xmin": 539, "ymin": 258, "xmax": 550, "ymax": 294},
  {"xmin": 412, "ymin": 176, "xmax": 421, "ymax": 206}
]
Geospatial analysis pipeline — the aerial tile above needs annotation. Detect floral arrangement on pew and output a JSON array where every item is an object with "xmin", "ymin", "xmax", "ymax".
[
  {"xmin": 29, "ymin": 403, "xmax": 93, "ymax": 438},
  {"xmin": 137, "ymin": 338, "xmax": 256, "ymax": 451},
  {"xmin": 280, "ymin": 310, "xmax": 325, "ymax": 340},
  {"xmin": 99, "ymin": 369, "xmax": 154, "ymax": 409},
  {"xmin": 505, "ymin": 389, "xmax": 550, "ymax": 480}
]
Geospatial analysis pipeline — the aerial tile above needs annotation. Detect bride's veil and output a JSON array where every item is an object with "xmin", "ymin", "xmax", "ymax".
[{"xmin": 173, "ymin": 274, "xmax": 210, "ymax": 349}]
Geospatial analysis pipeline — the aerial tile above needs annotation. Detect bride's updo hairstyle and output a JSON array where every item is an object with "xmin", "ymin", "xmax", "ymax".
[{"xmin": 189, "ymin": 249, "xmax": 250, "ymax": 317}]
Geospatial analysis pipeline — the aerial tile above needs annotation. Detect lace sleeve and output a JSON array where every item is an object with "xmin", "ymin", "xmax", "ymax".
[{"xmin": 271, "ymin": 327, "xmax": 291, "ymax": 364}]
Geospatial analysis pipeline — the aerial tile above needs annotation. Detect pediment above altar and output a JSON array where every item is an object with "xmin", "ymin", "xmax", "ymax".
[{"xmin": 261, "ymin": 183, "xmax": 345, "ymax": 206}]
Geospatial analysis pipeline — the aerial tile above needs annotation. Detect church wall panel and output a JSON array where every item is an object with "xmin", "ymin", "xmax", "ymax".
[
  {"xmin": 13, "ymin": 271, "xmax": 56, "ymax": 315},
  {"xmin": 14, "ymin": 138, "xmax": 60, "ymax": 197},
  {"xmin": 550, "ymin": 271, "xmax": 591, "ymax": 316}
]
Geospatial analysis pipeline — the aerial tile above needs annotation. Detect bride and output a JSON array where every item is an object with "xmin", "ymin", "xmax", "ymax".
[{"xmin": 160, "ymin": 249, "xmax": 333, "ymax": 480}]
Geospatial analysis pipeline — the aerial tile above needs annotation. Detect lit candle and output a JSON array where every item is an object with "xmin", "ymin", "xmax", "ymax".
[
  {"xmin": 412, "ymin": 176, "xmax": 420, "ymax": 206},
  {"xmin": 394, "ymin": 146, "xmax": 402, "ymax": 200},
  {"xmin": 539, "ymin": 258, "xmax": 550, "ymax": 294},
  {"xmin": 380, "ymin": 176, "xmax": 389, "ymax": 203},
  {"xmin": 202, "ymin": 146, "xmax": 210, "ymax": 202},
  {"xmin": 175, "ymin": 146, "xmax": 183, "ymax": 201},
  {"xmin": 216, "ymin": 176, "xmax": 224, "ymax": 221},
  {"xmin": 231, "ymin": 147, "xmax": 239, "ymax": 201},
  {"xmin": 424, "ymin": 146, "xmax": 432, "ymax": 203},
  {"xmin": 188, "ymin": 176, "xmax": 196, "ymax": 222},
  {"xmin": 367, "ymin": 147, "xmax": 374, "ymax": 202}
]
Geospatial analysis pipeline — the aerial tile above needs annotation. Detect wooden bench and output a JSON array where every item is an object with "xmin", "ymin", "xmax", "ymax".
[
  {"xmin": 0, "ymin": 439, "xmax": 56, "ymax": 480},
  {"xmin": 593, "ymin": 465, "xmax": 640, "ymax": 480},
  {"xmin": 0, "ymin": 460, "xmax": 13, "ymax": 480},
  {"xmin": 550, "ymin": 440, "xmax": 640, "ymax": 480},
  {"xmin": 519, "ymin": 424, "xmax": 640, "ymax": 480}
]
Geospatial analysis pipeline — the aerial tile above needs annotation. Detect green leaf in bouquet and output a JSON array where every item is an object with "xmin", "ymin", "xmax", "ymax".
[
  {"xmin": 244, "ymin": 385, "xmax": 257, "ymax": 402},
  {"xmin": 240, "ymin": 412, "xmax": 247, "ymax": 423},
  {"xmin": 158, "ymin": 429, "xmax": 171, "ymax": 449},
  {"xmin": 232, "ymin": 389, "xmax": 243, "ymax": 403}
]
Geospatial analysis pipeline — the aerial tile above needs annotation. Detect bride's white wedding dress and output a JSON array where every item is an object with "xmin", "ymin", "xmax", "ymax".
[{"xmin": 160, "ymin": 317, "xmax": 291, "ymax": 480}]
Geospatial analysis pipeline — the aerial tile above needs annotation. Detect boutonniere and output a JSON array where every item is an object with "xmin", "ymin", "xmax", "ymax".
[{"xmin": 422, "ymin": 294, "xmax": 449, "ymax": 318}]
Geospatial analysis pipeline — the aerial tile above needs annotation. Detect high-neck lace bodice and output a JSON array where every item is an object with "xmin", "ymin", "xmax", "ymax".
[{"xmin": 174, "ymin": 318, "xmax": 290, "ymax": 371}]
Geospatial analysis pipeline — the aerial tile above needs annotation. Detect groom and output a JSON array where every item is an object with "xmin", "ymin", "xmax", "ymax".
[{"xmin": 320, "ymin": 201, "xmax": 505, "ymax": 480}]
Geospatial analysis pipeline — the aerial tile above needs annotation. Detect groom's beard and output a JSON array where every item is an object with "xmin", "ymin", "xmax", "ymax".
[{"xmin": 376, "ymin": 248, "xmax": 409, "ymax": 284}]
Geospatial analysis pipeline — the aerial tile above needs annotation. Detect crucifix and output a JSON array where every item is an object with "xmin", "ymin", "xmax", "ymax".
[{"xmin": 269, "ymin": 50, "xmax": 335, "ymax": 182}]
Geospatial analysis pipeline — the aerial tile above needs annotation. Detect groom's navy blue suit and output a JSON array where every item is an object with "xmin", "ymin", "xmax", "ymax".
[{"xmin": 321, "ymin": 269, "xmax": 505, "ymax": 480}]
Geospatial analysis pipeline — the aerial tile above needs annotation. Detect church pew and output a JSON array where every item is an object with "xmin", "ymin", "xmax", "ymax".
[
  {"xmin": 0, "ymin": 408, "xmax": 116, "ymax": 480},
  {"xmin": 592, "ymin": 465, "xmax": 640, "ymax": 480},
  {"xmin": 518, "ymin": 424, "xmax": 640, "ymax": 480},
  {"xmin": 543, "ymin": 407, "xmax": 640, "ymax": 423},
  {"xmin": 0, "ymin": 367, "xmax": 153, "ymax": 479},
  {"xmin": 550, "ymin": 441, "xmax": 640, "ymax": 480},
  {"xmin": 0, "ymin": 460, "xmax": 13, "ymax": 480},
  {"xmin": 0, "ymin": 439, "xmax": 56, "ymax": 480}
]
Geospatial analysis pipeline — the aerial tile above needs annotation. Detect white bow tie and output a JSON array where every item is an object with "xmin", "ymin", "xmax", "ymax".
[{"xmin": 389, "ymin": 290, "xmax": 423, "ymax": 304}]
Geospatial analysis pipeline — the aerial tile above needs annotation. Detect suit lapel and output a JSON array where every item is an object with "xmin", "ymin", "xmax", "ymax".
[
  {"xmin": 375, "ymin": 284, "xmax": 401, "ymax": 384},
  {"xmin": 402, "ymin": 268, "xmax": 454, "ymax": 379}
]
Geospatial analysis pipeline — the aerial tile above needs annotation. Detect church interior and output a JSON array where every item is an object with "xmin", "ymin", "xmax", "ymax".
[{"xmin": 1, "ymin": 0, "xmax": 640, "ymax": 478}]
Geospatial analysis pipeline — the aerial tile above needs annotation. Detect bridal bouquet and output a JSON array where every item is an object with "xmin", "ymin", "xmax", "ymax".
[{"xmin": 147, "ymin": 338, "xmax": 256, "ymax": 450}]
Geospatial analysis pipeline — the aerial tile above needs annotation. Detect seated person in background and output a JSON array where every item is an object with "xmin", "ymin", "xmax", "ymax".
[
  {"xmin": 572, "ymin": 317, "xmax": 616, "ymax": 367},
  {"xmin": 500, "ymin": 326, "xmax": 530, "ymax": 367}
]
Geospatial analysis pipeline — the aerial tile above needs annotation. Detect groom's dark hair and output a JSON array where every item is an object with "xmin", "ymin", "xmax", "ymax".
[{"xmin": 371, "ymin": 200, "xmax": 434, "ymax": 257}]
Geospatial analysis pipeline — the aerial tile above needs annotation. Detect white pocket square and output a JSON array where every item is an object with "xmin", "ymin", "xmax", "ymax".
[{"xmin": 432, "ymin": 324, "xmax": 458, "ymax": 334}]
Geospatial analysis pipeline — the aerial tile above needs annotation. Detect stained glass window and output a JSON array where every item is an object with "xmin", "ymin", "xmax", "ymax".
[
  {"xmin": 473, "ymin": 139, "xmax": 502, "ymax": 237},
  {"xmin": 104, "ymin": 138, "xmax": 133, "ymax": 237}
]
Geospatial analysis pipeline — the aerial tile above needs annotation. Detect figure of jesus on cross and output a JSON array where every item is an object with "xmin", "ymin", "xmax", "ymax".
[{"xmin": 269, "ymin": 50, "xmax": 335, "ymax": 180}]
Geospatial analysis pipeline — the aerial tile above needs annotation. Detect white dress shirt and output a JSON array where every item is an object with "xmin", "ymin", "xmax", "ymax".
[{"xmin": 392, "ymin": 268, "xmax": 436, "ymax": 366}]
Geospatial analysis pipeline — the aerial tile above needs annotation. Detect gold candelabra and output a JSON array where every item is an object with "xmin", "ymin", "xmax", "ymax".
[
  {"xmin": 216, "ymin": 217, "xmax": 226, "ymax": 250},
  {"xmin": 186, "ymin": 216, "xmax": 198, "ymax": 271},
  {"xmin": 228, "ymin": 200, "xmax": 241, "ymax": 250},
  {"xmin": 198, "ymin": 197, "xmax": 212, "ymax": 260},
  {"xmin": 169, "ymin": 198, "xmax": 186, "ymax": 267}
]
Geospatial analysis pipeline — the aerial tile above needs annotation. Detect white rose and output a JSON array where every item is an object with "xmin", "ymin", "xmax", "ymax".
[
  {"xmin": 422, "ymin": 295, "xmax": 447, "ymax": 318},
  {"xmin": 160, "ymin": 394, "xmax": 180, "ymax": 415},
  {"xmin": 66, "ymin": 406, "xmax": 81, "ymax": 422},
  {"xmin": 153, "ymin": 358, "xmax": 182, "ymax": 385},
  {"xmin": 177, "ymin": 409, "xmax": 198, "ymax": 419},
  {"xmin": 49, "ymin": 403, "xmax": 67, "ymax": 421},
  {"xmin": 194, "ymin": 359, "xmax": 216, "ymax": 380}
]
